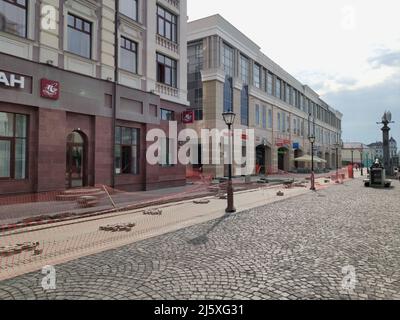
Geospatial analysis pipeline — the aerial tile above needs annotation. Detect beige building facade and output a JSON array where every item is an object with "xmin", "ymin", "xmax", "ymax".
[{"xmin": 186, "ymin": 15, "xmax": 343, "ymax": 178}]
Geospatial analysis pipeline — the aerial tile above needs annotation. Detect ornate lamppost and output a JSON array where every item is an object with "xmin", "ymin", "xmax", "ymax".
[
  {"xmin": 222, "ymin": 111, "xmax": 236, "ymax": 213},
  {"xmin": 377, "ymin": 111, "xmax": 395, "ymax": 175}
]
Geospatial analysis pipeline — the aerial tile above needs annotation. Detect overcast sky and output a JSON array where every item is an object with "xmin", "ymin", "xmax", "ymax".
[{"xmin": 188, "ymin": 0, "xmax": 400, "ymax": 144}]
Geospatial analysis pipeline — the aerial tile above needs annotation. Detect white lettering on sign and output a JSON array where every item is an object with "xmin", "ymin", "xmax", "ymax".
[{"xmin": 0, "ymin": 72, "xmax": 25, "ymax": 89}]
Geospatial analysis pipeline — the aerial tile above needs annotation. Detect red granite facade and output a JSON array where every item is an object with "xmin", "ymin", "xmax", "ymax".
[{"xmin": 0, "ymin": 53, "xmax": 188, "ymax": 195}]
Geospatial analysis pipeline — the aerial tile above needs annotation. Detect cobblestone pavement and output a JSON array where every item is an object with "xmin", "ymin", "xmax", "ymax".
[{"xmin": 1, "ymin": 178, "xmax": 400, "ymax": 300}]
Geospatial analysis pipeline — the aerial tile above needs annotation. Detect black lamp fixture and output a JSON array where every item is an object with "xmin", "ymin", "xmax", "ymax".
[
  {"xmin": 222, "ymin": 111, "xmax": 236, "ymax": 213},
  {"xmin": 222, "ymin": 111, "xmax": 236, "ymax": 127}
]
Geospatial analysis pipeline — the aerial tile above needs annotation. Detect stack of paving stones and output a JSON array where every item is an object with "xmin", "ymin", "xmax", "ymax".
[
  {"xmin": 143, "ymin": 209, "xmax": 162, "ymax": 216},
  {"xmin": 99, "ymin": 223, "xmax": 136, "ymax": 233},
  {"xmin": 0, "ymin": 242, "xmax": 40, "ymax": 257}
]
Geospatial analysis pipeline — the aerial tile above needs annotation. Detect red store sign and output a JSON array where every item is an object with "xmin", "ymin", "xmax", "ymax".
[
  {"xmin": 182, "ymin": 110, "xmax": 194, "ymax": 124},
  {"xmin": 40, "ymin": 78, "xmax": 60, "ymax": 100}
]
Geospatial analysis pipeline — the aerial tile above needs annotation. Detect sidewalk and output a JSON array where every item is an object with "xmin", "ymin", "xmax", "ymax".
[
  {"xmin": 0, "ymin": 173, "xmax": 349, "ymax": 281},
  {"xmin": 0, "ymin": 170, "xmax": 343, "ymax": 227}
]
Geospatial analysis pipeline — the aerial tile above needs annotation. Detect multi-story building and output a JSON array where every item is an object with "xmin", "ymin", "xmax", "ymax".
[
  {"xmin": 0, "ymin": 0, "xmax": 189, "ymax": 195},
  {"xmin": 368, "ymin": 138, "xmax": 397, "ymax": 161},
  {"xmin": 342, "ymin": 143, "xmax": 374, "ymax": 167},
  {"xmin": 186, "ymin": 15, "xmax": 343, "ymax": 177}
]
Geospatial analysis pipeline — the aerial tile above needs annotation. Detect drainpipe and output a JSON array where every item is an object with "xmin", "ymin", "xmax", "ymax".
[{"xmin": 111, "ymin": 0, "xmax": 119, "ymax": 188}]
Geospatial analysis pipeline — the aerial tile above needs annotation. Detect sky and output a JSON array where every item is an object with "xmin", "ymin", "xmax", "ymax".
[{"xmin": 187, "ymin": 0, "xmax": 400, "ymax": 144}]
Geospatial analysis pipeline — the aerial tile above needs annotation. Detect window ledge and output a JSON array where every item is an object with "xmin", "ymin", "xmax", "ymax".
[
  {"xmin": 64, "ymin": 51, "xmax": 97, "ymax": 64},
  {"xmin": 119, "ymin": 14, "xmax": 146, "ymax": 31}
]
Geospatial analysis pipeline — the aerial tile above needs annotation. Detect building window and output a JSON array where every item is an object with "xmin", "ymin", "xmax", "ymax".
[
  {"xmin": 255, "ymin": 104, "xmax": 260, "ymax": 126},
  {"xmin": 240, "ymin": 55, "xmax": 249, "ymax": 84},
  {"xmin": 67, "ymin": 14, "xmax": 92, "ymax": 59},
  {"xmin": 285, "ymin": 84, "xmax": 290, "ymax": 104},
  {"xmin": 275, "ymin": 78, "xmax": 281, "ymax": 99},
  {"xmin": 120, "ymin": 37, "xmax": 137, "ymax": 73},
  {"xmin": 222, "ymin": 43, "xmax": 234, "ymax": 77},
  {"xmin": 240, "ymin": 85, "xmax": 249, "ymax": 126},
  {"xmin": 277, "ymin": 112, "xmax": 281, "ymax": 131},
  {"xmin": 120, "ymin": 0, "xmax": 138, "ymax": 21},
  {"xmin": 157, "ymin": 53, "xmax": 177, "ymax": 87},
  {"xmin": 160, "ymin": 108, "xmax": 175, "ymax": 121},
  {"xmin": 287, "ymin": 115, "xmax": 290, "ymax": 133},
  {"xmin": 193, "ymin": 109, "xmax": 203, "ymax": 121},
  {"xmin": 157, "ymin": 5, "xmax": 177, "ymax": 43},
  {"xmin": 223, "ymin": 76, "xmax": 233, "ymax": 112},
  {"xmin": 0, "ymin": 112, "xmax": 27, "ymax": 180},
  {"xmin": 160, "ymin": 137, "xmax": 174, "ymax": 167},
  {"xmin": 297, "ymin": 118, "xmax": 301, "ymax": 136},
  {"xmin": 293, "ymin": 118, "xmax": 297, "ymax": 135},
  {"xmin": 253, "ymin": 63, "xmax": 261, "ymax": 89},
  {"xmin": 194, "ymin": 88, "xmax": 203, "ymax": 106},
  {"xmin": 188, "ymin": 41, "xmax": 204, "ymax": 109},
  {"xmin": 282, "ymin": 113, "xmax": 287, "ymax": 132},
  {"xmin": 115, "ymin": 126, "xmax": 139, "ymax": 175},
  {"xmin": 262, "ymin": 106, "xmax": 267, "ymax": 129},
  {"xmin": 266, "ymin": 72, "xmax": 273, "ymax": 95},
  {"xmin": 0, "ymin": 0, "xmax": 27, "ymax": 38},
  {"xmin": 268, "ymin": 109, "xmax": 273, "ymax": 129}
]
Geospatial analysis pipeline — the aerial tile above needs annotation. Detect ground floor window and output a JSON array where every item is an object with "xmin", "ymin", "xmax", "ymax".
[
  {"xmin": 115, "ymin": 126, "xmax": 139, "ymax": 175},
  {"xmin": 160, "ymin": 137, "xmax": 174, "ymax": 167},
  {"xmin": 0, "ymin": 112, "xmax": 28, "ymax": 180}
]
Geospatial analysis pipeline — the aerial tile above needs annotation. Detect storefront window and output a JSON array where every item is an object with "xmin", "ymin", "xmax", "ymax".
[
  {"xmin": 160, "ymin": 137, "xmax": 174, "ymax": 167},
  {"xmin": 0, "ymin": 112, "xmax": 27, "ymax": 179},
  {"xmin": 115, "ymin": 126, "xmax": 139, "ymax": 175},
  {"xmin": 160, "ymin": 108, "xmax": 175, "ymax": 121}
]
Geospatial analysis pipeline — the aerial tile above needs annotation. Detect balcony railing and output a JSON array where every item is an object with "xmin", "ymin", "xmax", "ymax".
[
  {"xmin": 156, "ymin": 83, "xmax": 179, "ymax": 97},
  {"xmin": 156, "ymin": 34, "xmax": 179, "ymax": 54}
]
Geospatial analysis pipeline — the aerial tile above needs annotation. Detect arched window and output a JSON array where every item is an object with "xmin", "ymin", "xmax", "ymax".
[
  {"xmin": 240, "ymin": 85, "xmax": 249, "ymax": 126},
  {"xmin": 223, "ymin": 76, "xmax": 233, "ymax": 112}
]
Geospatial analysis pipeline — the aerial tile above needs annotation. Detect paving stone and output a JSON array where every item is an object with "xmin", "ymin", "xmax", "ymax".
[{"xmin": 1, "ymin": 179, "xmax": 400, "ymax": 300}]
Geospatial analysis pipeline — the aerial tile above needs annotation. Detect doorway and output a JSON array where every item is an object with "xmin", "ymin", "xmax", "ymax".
[
  {"xmin": 66, "ymin": 131, "xmax": 87, "ymax": 189},
  {"xmin": 256, "ymin": 145, "xmax": 266, "ymax": 174},
  {"xmin": 278, "ymin": 147, "xmax": 289, "ymax": 172}
]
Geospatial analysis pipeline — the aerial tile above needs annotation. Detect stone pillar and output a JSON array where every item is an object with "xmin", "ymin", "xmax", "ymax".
[{"xmin": 382, "ymin": 124, "xmax": 391, "ymax": 174}]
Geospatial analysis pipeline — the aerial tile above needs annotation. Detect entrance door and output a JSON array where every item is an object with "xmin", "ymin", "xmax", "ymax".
[
  {"xmin": 66, "ymin": 132, "xmax": 86, "ymax": 189},
  {"xmin": 256, "ymin": 145, "xmax": 266, "ymax": 174},
  {"xmin": 278, "ymin": 147, "xmax": 288, "ymax": 172}
]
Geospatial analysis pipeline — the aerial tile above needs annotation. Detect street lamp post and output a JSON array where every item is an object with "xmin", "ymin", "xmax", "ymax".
[
  {"xmin": 222, "ymin": 111, "xmax": 236, "ymax": 213},
  {"xmin": 334, "ymin": 134, "xmax": 341, "ymax": 183},
  {"xmin": 308, "ymin": 114, "xmax": 316, "ymax": 191},
  {"xmin": 360, "ymin": 144, "xmax": 364, "ymax": 176},
  {"xmin": 351, "ymin": 149, "xmax": 354, "ymax": 179}
]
